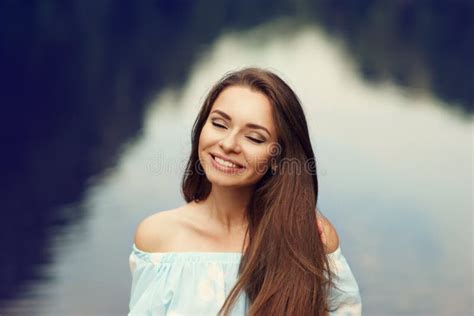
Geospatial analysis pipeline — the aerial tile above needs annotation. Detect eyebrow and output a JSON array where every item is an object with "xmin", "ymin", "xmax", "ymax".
[{"xmin": 211, "ymin": 109, "xmax": 272, "ymax": 137}]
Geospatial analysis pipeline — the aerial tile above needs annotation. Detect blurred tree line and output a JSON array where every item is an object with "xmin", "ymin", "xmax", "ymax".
[{"xmin": 0, "ymin": 0, "xmax": 472, "ymax": 308}]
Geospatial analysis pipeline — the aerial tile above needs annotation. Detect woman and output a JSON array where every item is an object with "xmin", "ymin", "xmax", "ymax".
[{"xmin": 128, "ymin": 68, "xmax": 362, "ymax": 315}]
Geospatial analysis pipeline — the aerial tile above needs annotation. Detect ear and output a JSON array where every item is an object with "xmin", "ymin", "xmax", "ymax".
[
  {"xmin": 316, "ymin": 208, "xmax": 340, "ymax": 254},
  {"xmin": 270, "ymin": 159, "xmax": 278, "ymax": 172}
]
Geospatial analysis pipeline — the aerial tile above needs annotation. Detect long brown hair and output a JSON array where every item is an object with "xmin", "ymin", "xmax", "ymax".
[{"xmin": 181, "ymin": 68, "xmax": 336, "ymax": 315}]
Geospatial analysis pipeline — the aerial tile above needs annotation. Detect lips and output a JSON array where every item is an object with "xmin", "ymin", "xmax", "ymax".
[
  {"xmin": 210, "ymin": 153, "xmax": 245, "ymax": 168},
  {"xmin": 209, "ymin": 156, "xmax": 244, "ymax": 174}
]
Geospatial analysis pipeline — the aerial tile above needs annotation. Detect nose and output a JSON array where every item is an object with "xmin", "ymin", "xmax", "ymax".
[{"xmin": 219, "ymin": 131, "xmax": 241, "ymax": 154}]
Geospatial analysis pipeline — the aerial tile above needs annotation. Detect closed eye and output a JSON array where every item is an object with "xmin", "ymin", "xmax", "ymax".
[
  {"xmin": 247, "ymin": 137, "xmax": 265, "ymax": 144},
  {"xmin": 212, "ymin": 122, "xmax": 226, "ymax": 129},
  {"xmin": 212, "ymin": 121, "xmax": 265, "ymax": 144}
]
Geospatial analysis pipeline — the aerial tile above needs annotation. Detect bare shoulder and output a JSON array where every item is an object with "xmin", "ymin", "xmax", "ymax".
[
  {"xmin": 316, "ymin": 208, "xmax": 340, "ymax": 254},
  {"xmin": 134, "ymin": 207, "xmax": 184, "ymax": 252}
]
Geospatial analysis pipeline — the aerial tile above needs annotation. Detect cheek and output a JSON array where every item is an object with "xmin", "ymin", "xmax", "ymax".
[
  {"xmin": 198, "ymin": 124, "xmax": 213, "ymax": 150},
  {"xmin": 246, "ymin": 148, "xmax": 272, "ymax": 173}
]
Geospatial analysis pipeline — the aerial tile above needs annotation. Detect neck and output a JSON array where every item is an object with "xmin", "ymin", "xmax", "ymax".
[{"xmin": 199, "ymin": 184, "xmax": 251, "ymax": 233}]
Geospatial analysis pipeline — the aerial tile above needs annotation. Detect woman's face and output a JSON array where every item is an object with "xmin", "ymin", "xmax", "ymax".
[{"xmin": 198, "ymin": 85, "xmax": 278, "ymax": 188}]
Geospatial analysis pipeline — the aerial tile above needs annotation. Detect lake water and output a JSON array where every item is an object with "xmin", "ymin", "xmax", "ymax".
[{"xmin": 3, "ymin": 20, "xmax": 472, "ymax": 316}]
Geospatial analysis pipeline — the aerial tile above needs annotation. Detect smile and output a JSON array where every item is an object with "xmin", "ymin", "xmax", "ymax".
[{"xmin": 210, "ymin": 154, "xmax": 245, "ymax": 173}]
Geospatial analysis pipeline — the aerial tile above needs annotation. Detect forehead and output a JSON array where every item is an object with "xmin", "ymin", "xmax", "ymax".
[{"xmin": 210, "ymin": 86, "xmax": 276, "ymax": 136}]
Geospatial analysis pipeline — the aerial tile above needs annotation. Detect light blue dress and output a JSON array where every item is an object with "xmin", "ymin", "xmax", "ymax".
[{"xmin": 128, "ymin": 243, "xmax": 362, "ymax": 315}]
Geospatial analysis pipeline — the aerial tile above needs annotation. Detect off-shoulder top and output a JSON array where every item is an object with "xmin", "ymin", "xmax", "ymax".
[{"xmin": 128, "ymin": 243, "xmax": 362, "ymax": 315}]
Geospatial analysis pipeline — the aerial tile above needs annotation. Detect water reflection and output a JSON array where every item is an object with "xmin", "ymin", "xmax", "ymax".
[
  {"xmin": 4, "ymin": 21, "xmax": 470, "ymax": 315},
  {"xmin": 2, "ymin": 2, "xmax": 472, "ymax": 313}
]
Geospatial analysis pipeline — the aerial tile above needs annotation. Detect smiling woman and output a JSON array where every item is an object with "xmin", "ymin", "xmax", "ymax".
[
  {"xmin": 199, "ymin": 86, "xmax": 277, "ymax": 185},
  {"xmin": 128, "ymin": 68, "xmax": 362, "ymax": 316}
]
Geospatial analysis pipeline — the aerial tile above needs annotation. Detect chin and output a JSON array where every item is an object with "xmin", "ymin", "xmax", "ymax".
[
  {"xmin": 205, "ymin": 172, "xmax": 248, "ymax": 188},
  {"xmin": 207, "ymin": 167, "xmax": 266, "ymax": 188}
]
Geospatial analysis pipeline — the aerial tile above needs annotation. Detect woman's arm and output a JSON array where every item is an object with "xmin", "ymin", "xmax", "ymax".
[{"xmin": 316, "ymin": 208, "xmax": 340, "ymax": 254}]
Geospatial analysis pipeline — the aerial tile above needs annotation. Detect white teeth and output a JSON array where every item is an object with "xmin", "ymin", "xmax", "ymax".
[{"xmin": 214, "ymin": 156, "xmax": 239, "ymax": 168}]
